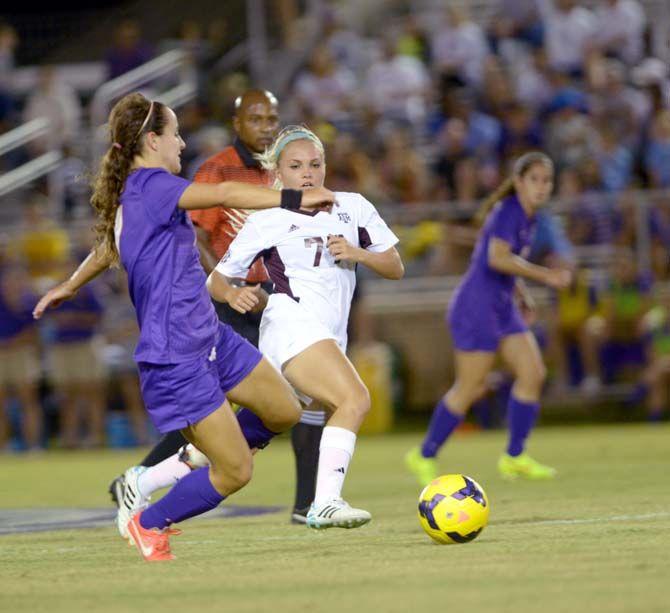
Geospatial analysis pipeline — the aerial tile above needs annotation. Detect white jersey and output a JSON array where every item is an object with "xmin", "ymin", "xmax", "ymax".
[{"xmin": 215, "ymin": 191, "xmax": 398, "ymax": 366}]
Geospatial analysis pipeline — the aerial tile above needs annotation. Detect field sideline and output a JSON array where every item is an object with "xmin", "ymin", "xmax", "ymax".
[{"xmin": 1, "ymin": 424, "xmax": 668, "ymax": 612}]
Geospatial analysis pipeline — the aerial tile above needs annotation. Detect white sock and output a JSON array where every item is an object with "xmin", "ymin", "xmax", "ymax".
[
  {"xmin": 136, "ymin": 453, "xmax": 192, "ymax": 498},
  {"xmin": 313, "ymin": 426, "xmax": 357, "ymax": 506}
]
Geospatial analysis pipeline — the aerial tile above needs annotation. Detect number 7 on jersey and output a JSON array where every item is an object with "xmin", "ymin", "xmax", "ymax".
[{"xmin": 304, "ymin": 237, "xmax": 324, "ymax": 267}]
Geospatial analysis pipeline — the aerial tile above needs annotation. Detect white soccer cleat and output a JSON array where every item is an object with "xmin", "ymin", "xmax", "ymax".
[
  {"xmin": 306, "ymin": 498, "xmax": 372, "ymax": 530},
  {"xmin": 116, "ymin": 465, "xmax": 150, "ymax": 539}
]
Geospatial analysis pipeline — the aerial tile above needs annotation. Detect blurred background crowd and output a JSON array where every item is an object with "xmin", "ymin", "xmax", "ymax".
[{"xmin": 1, "ymin": 0, "xmax": 670, "ymax": 451}]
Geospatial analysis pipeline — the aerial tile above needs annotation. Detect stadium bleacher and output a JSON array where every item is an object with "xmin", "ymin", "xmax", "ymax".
[{"xmin": 1, "ymin": 0, "xmax": 670, "ymax": 449}]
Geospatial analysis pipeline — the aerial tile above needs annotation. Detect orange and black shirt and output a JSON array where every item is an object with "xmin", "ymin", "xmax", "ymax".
[{"xmin": 189, "ymin": 138, "xmax": 271, "ymax": 283}]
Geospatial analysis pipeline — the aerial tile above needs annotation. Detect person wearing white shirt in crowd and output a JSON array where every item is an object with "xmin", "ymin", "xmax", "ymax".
[
  {"xmin": 592, "ymin": 0, "xmax": 646, "ymax": 66},
  {"xmin": 322, "ymin": 11, "xmax": 368, "ymax": 75},
  {"xmin": 431, "ymin": 6, "xmax": 490, "ymax": 87},
  {"xmin": 589, "ymin": 59, "xmax": 650, "ymax": 144},
  {"xmin": 365, "ymin": 37, "xmax": 430, "ymax": 130},
  {"xmin": 22, "ymin": 66, "xmax": 82, "ymax": 152},
  {"xmin": 293, "ymin": 45, "xmax": 357, "ymax": 126},
  {"xmin": 632, "ymin": 58, "xmax": 670, "ymax": 113},
  {"xmin": 537, "ymin": 0, "xmax": 596, "ymax": 75},
  {"xmin": 514, "ymin": 48, "xmax": 555, "ymax": 112}
]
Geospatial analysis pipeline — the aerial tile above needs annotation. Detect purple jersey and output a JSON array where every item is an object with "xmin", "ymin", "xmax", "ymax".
[
  {"xmin": 448, "ymin": 194, "xmax": 534, "ymax": 351},
  {"xmin": 457, "ymin": 194, "xmax": 535, "ymax": 304},
  {"xmin": 115, "ymin": 168, "xmax": 218, "ymax": 364}
]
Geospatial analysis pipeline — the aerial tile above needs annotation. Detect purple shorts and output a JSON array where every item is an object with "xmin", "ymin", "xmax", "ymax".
[
  {"xmin": 138, "ymin": 322, "xmax": 262, "ymax": 433},
  {"xmin": 448, "ymin": 295, "xmax": 527, "ymax": 352}
]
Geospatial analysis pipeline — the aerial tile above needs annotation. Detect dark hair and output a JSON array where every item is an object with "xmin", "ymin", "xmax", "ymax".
[
  {"xmin": 90, "ymin": 92, "xmax": 168, "ymax": 262},
  {"xmin": 474, "ymin": 151, "xmax": 554, "ymax": 226}
]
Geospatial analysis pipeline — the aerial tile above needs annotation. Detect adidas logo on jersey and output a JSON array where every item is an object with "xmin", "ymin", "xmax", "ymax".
[
  {"xmin": 288, "ymin": 224, "xmax": 300, "ymax": 232},
  {"xmin": 337, "ymin": 213, "xmax": 351, "ymax": 223}
]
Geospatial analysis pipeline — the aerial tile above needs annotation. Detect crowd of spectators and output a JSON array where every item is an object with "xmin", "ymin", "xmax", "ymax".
[
  {"xmin": 2, "ymin": 3, "xmax": 669, "ymax": 214},
  {"xmin": 0, "ymin": 204, "xmax": 150, "ymax": 452},
  {"xmin": 286, "ymin": 1, "xmax": 668, "ymax": 201},
  {"xmin": 2, "ymin": 1, "xmax": 670, "ymax": 450}
]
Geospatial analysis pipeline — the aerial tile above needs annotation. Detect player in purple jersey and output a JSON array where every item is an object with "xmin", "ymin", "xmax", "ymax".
[
  {"xmin": 33, "ymin": 92, "xmax": 334, "ymax": 561},
  {"xmin": 130, "ymin": 126, "xmax": 404, "ymax": 529},
  {"xmin": 406, "ymin": 152, "xmax": 572, "ymax": 485}
]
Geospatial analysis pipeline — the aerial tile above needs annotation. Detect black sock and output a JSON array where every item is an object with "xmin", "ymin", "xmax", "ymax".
[
  {"xmin": 139, "ymin": 430, "xmax": 188, "ymax": 467},
  {"xmin": 291, "ymin": 422, "xmax": 323, "ymax": 512}
]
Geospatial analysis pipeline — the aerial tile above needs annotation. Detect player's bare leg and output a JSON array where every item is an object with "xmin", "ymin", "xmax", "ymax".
[
  {"xmin": 115, "ymin": 358, "xmax": 301, "ymax": 538},
  {"xmin": 226, "ymin": 357, "xmax": 301, "ymax": 433},
  {"xmin": 282, "ymin": 339, "xmax": 371, "ymax": 529}
]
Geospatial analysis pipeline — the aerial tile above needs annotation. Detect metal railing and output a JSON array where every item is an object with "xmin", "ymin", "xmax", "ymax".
[
  {"xmin": 0, "ymin": 50, "xmax": 198, "ymax": 203},
  {"xmin": 0, "ymin": 152, "xmax": 63, "ymax": 199},
  {"xmin": 89, "ymin": 49, "xmax": 197, "ymax": 163},
  {"xmin": 0, "ymin": 119, "xmax": 63, "ymax": 204},
  {"xmin": 0, "ymin": 118, "xmax": 51, "ymax": 157},
  {"xmin": 89, "ymin": 49, "xmax": 195, "ymax": 128}
]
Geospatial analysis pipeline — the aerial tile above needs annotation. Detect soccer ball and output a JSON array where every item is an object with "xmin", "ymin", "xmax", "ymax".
[{"xmin": 417, "ymin": 474, "xmax": 490, "ymax": 544}]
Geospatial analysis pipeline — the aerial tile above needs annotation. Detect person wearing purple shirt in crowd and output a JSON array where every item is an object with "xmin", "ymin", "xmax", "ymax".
[
  {"xmin": 0, "ymin": 261, "xmax": 42, "ymax": 451},
  {"xmin": 47, "ymin": 280, "xmax": 106, "ymax": 448},
  {"xmin": 406, "ymin": 152, "xmax": 572, "ymax": 485},
  {"xmin": 33, "ymin": 92, "xmax": 334, "ymax": 562}
]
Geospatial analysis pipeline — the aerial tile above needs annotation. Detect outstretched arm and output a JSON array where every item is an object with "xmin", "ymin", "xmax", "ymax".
[
  {"xmin": 178, "ymin": 183, "xmax": 335, "ymax": 211},
  {"xmin": 33, "ymin": 247, "xmax": 113, "ymax": 319}
]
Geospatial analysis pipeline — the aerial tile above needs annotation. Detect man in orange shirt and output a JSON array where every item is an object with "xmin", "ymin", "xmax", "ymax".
[
  {"xmin": 190, "ymin": 89, "xmax": 277, "ymax": 342},
  {"xmin": 110, "ymin": 90, "xmax": 324, "ymax": 524}
]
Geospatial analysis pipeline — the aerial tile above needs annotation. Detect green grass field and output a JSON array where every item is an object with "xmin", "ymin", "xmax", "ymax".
[{"xmin": 1, "ymin": 424, "xmax": 668, "ymax": 613}]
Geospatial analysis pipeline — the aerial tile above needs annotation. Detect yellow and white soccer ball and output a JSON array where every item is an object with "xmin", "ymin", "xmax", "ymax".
[{"xmin": 417, "ymin": 474, "xmax": 490, "ymax": 544}]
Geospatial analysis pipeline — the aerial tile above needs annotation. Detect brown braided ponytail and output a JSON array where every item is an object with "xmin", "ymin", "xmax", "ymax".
[
  {"xmin": 90, "ymin": 92, "xmax": 168, "ymax": 262},
  {"xmin": 473, "ymin": 151, "xmax": 554, "ymax": 226}
]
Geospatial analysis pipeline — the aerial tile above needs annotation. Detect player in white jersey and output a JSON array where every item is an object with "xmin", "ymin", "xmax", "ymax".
[
  {"xmin": 217, "ymin": 184, "xmax": 390, "ymax": 386},
  {"xmin": 210, "ymin": 125, "xmax": 404, "ymax": 528}
]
